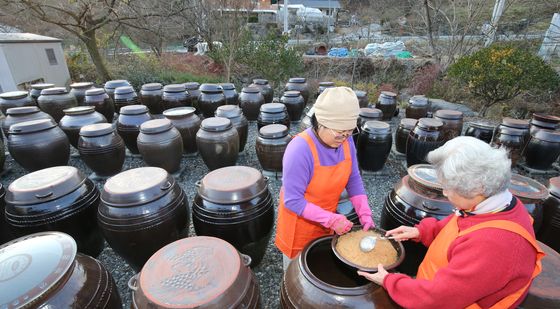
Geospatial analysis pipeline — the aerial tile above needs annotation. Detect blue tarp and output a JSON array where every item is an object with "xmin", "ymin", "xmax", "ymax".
[{"xmin": 328, "ymin": 47, "xmax": 348, "ymax": 57}]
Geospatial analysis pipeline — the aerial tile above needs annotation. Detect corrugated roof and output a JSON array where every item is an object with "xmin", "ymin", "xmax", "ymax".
[
  {"xmin": 288, "ymin": 0, "xmax": 341, "ymax": 9},
  {"xmin": 0, "ymin": 33, "xmax": 62, "ymax": 43}
]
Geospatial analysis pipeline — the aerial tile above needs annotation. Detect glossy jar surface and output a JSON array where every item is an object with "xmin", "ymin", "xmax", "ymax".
[
  {"xmin": 530, "ymin": 113, "xmax": 560, "ymax": 136},
  {"xmin": 0, "ymin": 232, "xmax": 122, "ymax": 309},
  {"xmin": 239, "ymin": 86, "xmax": 265, "ymax": 121},
  {"xmin": 5, "ymin": 167, "xmax": 104, "ymax": 256},
  {"xmin": 395, "ymin": 118, "xmax": 418, "ymax": 154},
  {"xmin": 221, "ymin": 83, "xmax": 239, "ymax": 105},
  {"xmin": 2, "ymin": 106, "xmax": 54, "ymax": 137},
  {"xmin": 8, "ymin": 119, "xmax": 70, "ymax": 171},
  {"xmin": 537, "ymin": 177, "xmax": 560, "ymax": 253},
  {"xmin": 405, "ymin": 118, "xmax": 444, "ymax": 167},
  {"xmin": 162, "ymin": 84, "xmax": 191, "ymax": 111},
  {"xmin": 98, "ymin": 167, "xmax": 190, "ymax": 271},
  {"xmin": 375, "ymin": 91, "xmax": 397, "ymax": 121},
  {"xmin": 137, "ymin": 119, "xmax": 183, "ymax": 174},
  {"xmin": 491, "ymin": 127, "xmax": 525, "ymax": 166},
  {"xmin": 285, "ymin": 77, "xmax": 310, "ymax": 105},
  {"xmin": 500, "ymin": 117, "xmax": 531, "ymax": 149},
  {"xmin": 464, "ymin": 120, "xmax": 495, "ymax": 144},
  {"xmin": 69, "ymin": 82, "xmax": 94, "ymax": 106},
  {"xmin": 257, "ymin": 103, "xmax": 290, "ymax": 130},
  {"xmin": 163, "ymin": 106, "xmax": 201, "ymax": 154},
  {"xmin": 216, "ymin": 105, "xmax": 248, "ymax": 152},
  {"xmin": 140, "ymin": 82, "xmax": 164, "ymax": 115},
  {"xmin": 256, "ymin": 124, "xmax": 290, "ymax": 173},
  {"xmin": 509, "ymin": 173, "xmax": 548, "ymax": 233},
  {"xmin": 317, "ymin": 81, "xmax": 335, "ymax": 97},
  {"xmin": 357, "ymin": 121, "xmax": 392, "ymax": 172},
  {"xmin": 196, "ymin": 117, "xmax": 239, "ymax": 170},
  {"xmin": 192, "ymin": 166, "xmax": 274, "ymax": 267},
  {"xmin": 0, "ymin": 91, "xmax": 34, "ymax": 115},
  {"xmin": 434, "ymin": 109, "xmax": 463, "ymax": 142},
  {"xmin": 79, "ymin": 123, "xmax": 126, "ymax": 176},
  {"xmin": 184, "ymin": 82, "xmax": 201, "ymax": 111},
  {"xmin": 198, "ymin": 84, "xmax": 226, "ymax": 118},
  {"xmin": 117, "ymin": 105, "xmax": 152, "ymax": 154},
  {"xmin": 114, "ymin": 86, "xmax": 140, "ymax": 114},
  {"xmin": 357, "ymin": 107, "xmax": 383, "ymax": 132},
  {"xmin": 251, "ymin": 79, "xmax": 274, "ymax": 103},
  {"xmin": 37, "ymin": 87, "xmax": 78, "ymax": 122},
  {"xmin": 524, "ymin": 130, "xmax": 560, "ymax": 170},
  {"xmin": 354, "ymin": 90, "xmax": 369, "ymax": 108},
  {"xmin": 29, "ymin": 83, "xmax": 55, "ymax": 104},
  {"xmin": 104, "ymin": 79, "xmax": 130, "ymax": 100},
  {"xmin": 84, "ymin": 88, "xmax": 115, "ymax": 123},
  {"xmin": 0, "ymin": 183, "xmax": 10, "ymax": 245},
  {"xmin": 59, "ymin": 106, "xmax": 107, "ymax": 148},
  {"xmin": 280, "ymin": 91, "xmax": 305, "ymax": 121},
  {"xmin": 406, "ymin": 95, "xmax": 429, "ymax": 119}
]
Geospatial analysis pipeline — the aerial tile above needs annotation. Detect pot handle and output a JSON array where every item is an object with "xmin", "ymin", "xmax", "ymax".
[
  {"xmin": 128, "ymin": 274, "xmax": 139, "ymax": 291},
  {"xmin": 241, "ymin": 254, "xmax": 252, "ymax": 267},
  {"xmin": 160, "ymin": 181, "xmax": 172, "ymax": 190},
  {"xmin": 263, "ymin": 176, "xmax": 269, "ymax": 183},
  {"xmin": 195, "ymin": 180, "xmax": 201, "ymax": 188},
  {"xmin": 35, "ymin": 192, "xmax": 53, "ymax": 199}
]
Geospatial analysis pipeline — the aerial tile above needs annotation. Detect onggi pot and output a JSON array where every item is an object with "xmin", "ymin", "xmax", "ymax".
[
  {"xmin": 37, "ymin": 87, "xmax": 78, "ymax": 122},
  {"xmin": 0, "ymin": 91, "xmax": 34, "ymax": 115},
  {"xmin": 117, "ymin": 105, "xmax": 152, "ymax": 154},
  {"xmin": 59, "ymin": 106, "xmax": 107, "ymax": 148},
  {"xmin": 215, "ymin": 105, "xmax": 248, "ymax": 152},
  {"xmin": 163, "ymin": 106, "xmax": 201, "ymax": 154},
  {"xmin": 104, "ymin": 80, "xmax": 130, "ymax": 101},
  {"xmin": 137, "ymin": 119, "xmax": 183, "ymax": 174},
  {"xmin": 196, "ymin": 117, "xmax": 239, "ymax": 170},
  {"xmin": 284, "ymin": 77, "xmax": 309, "ymax": 105},
  {"xmin": 140, "ymin": 82, "xmax": 164, "ymax": 115},
  {"xmin": 221, "ymin": 83, "xmax": 239, "ymax": 105},
  {"xmin": 29, "ymin": 83, "xmax": 55, "ymax": 105},
  {"xmin": 113, "ymin": 86, "xmax": 140, "ymax": 114},
  {"xmin": 239, "ymin": 86, "xmax": 265, "ymax": 121},
  {"xmin": 280, "ymin": 91, "xmax": 305, "ymax": 122},
  {"xmin": 250, "ymin": 79, "xmax": 274, "ymax": 103},
  {"xmin": 69, "ymin": 82, "xmax": 94, "ymax": 105},
  {"xmin": 2, "ymin": 106, "xmax": 54, "ymax": 137},
  {"xmin": 84, "ymin": 88, "xmax": 115, "ymax": 123},
  {"xmin": 198, "ymin": 84, "xmax": 226, "ymax": 118},
  {"xmin": 78, "ymin": 123, "xmax": 126, "ymax": 177}
]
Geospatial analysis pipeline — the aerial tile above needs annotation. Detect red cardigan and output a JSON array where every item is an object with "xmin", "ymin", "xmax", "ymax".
[{"xmin": 384, "ymin": 199, "xmax": 537, "ymax": 309}]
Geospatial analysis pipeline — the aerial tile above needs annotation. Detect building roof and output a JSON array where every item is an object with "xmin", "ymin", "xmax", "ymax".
[
  {"xmin": 0, "ymin": 33, "xmax": 62, "ymax": 43},
  {"xmin": 287, "ymin": 0, "xmax": 341, "ymax": 9}
]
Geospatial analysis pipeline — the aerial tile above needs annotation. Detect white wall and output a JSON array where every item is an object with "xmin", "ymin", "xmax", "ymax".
[{"xmin": 0, "ymin": 47, "xmax": 16, "ymax": 92}]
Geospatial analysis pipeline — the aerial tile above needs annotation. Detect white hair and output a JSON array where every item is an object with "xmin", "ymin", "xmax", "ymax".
[{"xmin": 426, "ymin": 136, "xmax": 511, "ymax": 198}]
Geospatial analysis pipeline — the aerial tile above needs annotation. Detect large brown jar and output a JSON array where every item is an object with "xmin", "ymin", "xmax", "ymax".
[
  {"xmin": 375, "ymin": 91, "xmax": 397, "ymax": 121},
  {"xmin": 137, "ymin": 119, "xmax": 183, "ymax": 174},
  {"xmin": 406, "ymin": 118, "xmax": 445, "ymax": 167},
  {"xmin": 257, "ymin": 103, "xmax": 290, "ymax": 130},
  {"xmin": 317, "ymin": 81, "xmax": 335, "ymax": 97},
  {"xmin": 251, "ymin": 79, "xmax": 274, "ymax": 103},
  {"xmin": 491, "ymin": 126, "xmax": 525, "ymax": 166},
  {"xmin": 117, "ymin": 105, "xmax": 152, "ymax": 154},
  {"xmin": 98, "ymin": 167, "xmax": 190, "ymax": 271},
  {"xmin": 357, "ymin": 107, "xmax": 383, "ymax": 129},
  {"xmin": 354, "ymin": 90, "xmax": 369, "ymax": 108},
  {"xmin": 280, "ymin": 236, "xmax": 400, "ymax": 308},
  {"xmin": 221, "ymin": 83, "xmax": 239, "ymax": 105},
  {"xmin": 300, "ymin": 106, "xmax": 315, "ymax": 131},
  {"xmin": 184, "ymin": 82, "xmax": 201, "ymax": 111},
  {"xmin": 198, "ymin": 84, "xmax": 226, "ymax": 118},
  {"xmin": 104, "ymin": 79, "xmax": 130, "ymax": 100},
  {"xmin": 78, "ymin": 123, "xmax": 126, "ymax": 177},
  {"xmin": 114, "ymin": 86, "xmax": 140, "ymax": 114},
  {"xmin": 464, "ymin": 120, "xmax": 495, "ymax": 144},
  {"xmin": 8, "ymin": 119, "xmax": 69, "ymax": 171},
  {"xmin": 357, "ymin": 121, "xmax": 392, "ymax": 172},
  {"xmin": 509, "ymin": 173, "xmax": 548, "ymax": 233},
  {"xmin": 530, "ymin": 113, "xmax": 560, "ymax": 135},
  {"xmin": 196, "ymin": 117, "xmax": 239, "ymax": 170},
  {"xmin": 434, "ymin": 109, "xmax": 463, "ymax": 142},
  {"xmin": 538, "ymin": 176, "xmax": 560, "ymax": 253},
  {"xmin": 406, "ymin": 95, "xmax": 429, "ymax": 119},
  {"xmin": 0, "ymin": 91, "xmax": 34, "ymax": 115},
  {"xmin": 5, "ymin": 166, "xmax": 104, "ymax": 256},
  {"xmin": 239, "ymin": 86, "xmax": 265, "ymax": 121},
  {"xmin": 84, "ymin": 88, "xmax": 115, "ymax": 123},
  {"xmin": 130, "ymin": 236, "xmax": 260, "ymax": 308},
  {"xmin": 0, "ymin": 232, "xmax": 122, "ymax": 308},
  {"xmin": 2, "ymin": 106, "xmax": 54, "ymax": 137},
  {"xmin": 163, "ymin": 106, "xmax": 201, "ymax": 154},
  {"xmin": 162, "ymin": 84, "xmax": 191, "ymax": 111},
  {"xmin": 395, "ymin": 118, "xmax": 417, "ymax": 154},
  {"xmin": 280, "ymin": 91, "xmax": 305, "ymax": 121},
  {"xmin": 216, "ymin": 105, "xmax": 248, "ymax": 152},
  {"xmin": 285, "ymin": 77, "xmax": 310, "ymax": 105},
  {"xmin": 192, "ymin": 166, "xmax": 274, "ymax": 267},
  {"xmin": 37, "ymin": 87, "xmax": 78, "ymax": 122},
  {"xmin": 524, "ymin": 130, "xmax": 560, "ymax": 170},
  {"xmin": 59, "ymin": 106, "xmax": 107, "ymax": 148},
  {"xmin": 256, "ymin": 124, "xmax": 290, "ymax": 174},
  {"xmin": 140, "ymin": 82, "xmax": 164, "ymax": 115},
  {"xmin": 0, "ymin": 138, "xmax": 3, "ymax": 174},
  {"xmin": 69, "ymin": 82, "xmax": 94, "ymax": 105},
  {"xmin": 29, "ymin": 83, "xmax": 55, "ymax": 104},
  {"xmin": 499, "ymin": 117, "xmax": 531, "ymax": 149},
  {"xmin": 0, "ymin": 183, "xmax": 8, "ymax": 245}
]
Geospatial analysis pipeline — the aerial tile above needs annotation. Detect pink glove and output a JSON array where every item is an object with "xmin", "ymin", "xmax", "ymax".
[
  {"xmin": 349, "ymin": 194, "xmax": 374, "ymax": 231},
  {"xmin": 301, "ymin": 202, "xmax": 353, "ymax": 235}
]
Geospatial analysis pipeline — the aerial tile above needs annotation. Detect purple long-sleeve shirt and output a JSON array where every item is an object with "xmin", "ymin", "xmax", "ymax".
[{"xmin": 282, "ymin": 128, "xmax": 366, "ymax": 215}]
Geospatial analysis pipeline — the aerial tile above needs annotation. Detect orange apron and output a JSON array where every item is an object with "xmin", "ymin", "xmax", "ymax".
[
  {"xmin": 275, "ymin": 130, "xmax": 352, "ymax": 258},
  {"xmin": 417, "ymin": 215, "xmax": 545, "ymax": 309}
]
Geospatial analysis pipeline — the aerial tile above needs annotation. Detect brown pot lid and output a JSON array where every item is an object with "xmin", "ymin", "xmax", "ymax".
[
  {"xmin": 220, "ymin": 83, "xmax": 235, "ymax": 90},
  {"xmin": 6, "ymin": 106, "xmax": 41, "ymax": 115},
  {"xmin": 8, "ymin": 119, "xmax": 57, "ymax": 134},
  {"xmin": 80, "ymin": 123, "xmax": 115, "ymax": 137},
  {"xmin": 282, "ymin": 91, "xmax": 301, "ymax": 98},
  {"xmin": 0, "ymin": 232, "xmax": 77, "ymax": 309},
  {"xmin": 380, "ymin": 91, "xmax": 397, "ymax": 98},
  {"xmin": 498, "ymin": 126, "xmax": 524, "ymax": 136},
  {"xmin": 163, "ymin": 84, "xmax": 186, "ymax": 93},
  {"xmin": 400, "ymin": 118, "xmax": 418, "ymax": 129},
  {"xmin": 359, "ymin": 107, "xmax": 382, "ymax": 118},
  {"xmin": 31, "ymin": 83, "xmax": 55, "ymax": 90},
  {"xmin": 288, "ymin": 77, "xmax": 306, "ymax": 83},
  {"xmin": 509, "ymin": 173, "xmax": 548, "ymax": 200},
  {"xmin": 215, "ymin": 105, "xmax": 242, "ymax": 118},
  {"xmin": 534, "ymin": 129, "xmax": 560, "ymax": 143},
  {"xmin": 104, "ymin": 80, "xmax": 130, "ymax": 89},
  {"xmin": 114, "ymin": 86, "xmax": 135, "ymax": 95},
  {"xmin": 468, "ymin": 120, "xmax": 495, "ymax": 130},
  {"xmin": 140, "ymin": 118, "xmax": 173, "ymax": 134},
  {"xmin": 502, "ymin": 117, "xmax": 530, "ymax": 129},
  {"xmin": 241, "ymin": 86, "xmax": 260, "ymax": 94},
  {"xmin": 362, "ymin": 120, "xmax": 390, "ymax": 134},
  {"xmin": 6, "ymin": 166, "xmax": 86, "ymax": 204},
  {"xmin": 549, "ymin": 177, "xmax": 560, "ymax": 198},
  {"xmin": 70, "ymin": 82, "xmax": 93, "ymax": 89},
  {"xmin": 253, "ymin": 79, "xmax": 269, "ymax": 85},
  {"xmin": 408, "ymin": 95, "xmax": 429, "ymax": 107},
  {"xmin": 200, "ymin": 117, "xmax": 232, "ymax": 132},
  {"xmin": 198, "ymin": 166, "xmax": 267, "ymax": 203},
  {"xmin": 407, "ymin": 164, "xmax": 443, "ymax": 191},
  {"xmin": 0, "ymin": 91, "xmax": 29, "ymax": 100},
  {"xmin": 101, "ymin": 167, "xmax": 174, "ymax": 206},
  {"xmin": 260, "ymin": 103, "xmax": 286, "ymax": 113},
  {"xmin": 40, "ymin": 87, "xmax": 68, "ymax": 95},
  {"xmin": 259, "ymin": 124, "xmax": 289, "ymax": 138},
  {"xmin": 417, "ymin": 118, "xmax": 443, "ymax": 130},
  {"xmin": 85, "ymin": 88, "xmax": 106, "ymax": 96},
  {"xmin": 199, "ymin": 83, "xmax": 223, "ymax": 93},
  {"xmin": 184, "ymin": 82, "xmax": 200, "ymax": 90},
  {"xmin": 119, "ymin": 104, "xmax": 149, "ymax": 115},
  {"xmin": 435, "ymin": 109, "xmax": 463, "ymax": 120},
  {"xmin": 319, "ymin": 81, "xmax": 335, "ymax": 87},
  {"xmin": 163, "ymin": 106, "xmax": 196, "ymax": 118},
  {"xmin": 353, "ymin": 90, "xmax": 367, "ymax": 98},
  {"xmin": 136, "ymin": 236, "xmax": 242, "ymax": 308},
  {"xmin": 532, "ymin": 112, "xmax": 560, "ymax": 124},
  {"xmin": 530, "ymin": 119, "xmax": 558, "ymax": 130},
  {"xmin": 63, "ymin": 106, "xmax": 96, "ymax": 115},
  {"xmin": 396, "ymin": 175, "xmax": 453, "ymax": 216},
  {"xmin": 141, "ymin": 83, "xmax": 163, "ymax": 91}
]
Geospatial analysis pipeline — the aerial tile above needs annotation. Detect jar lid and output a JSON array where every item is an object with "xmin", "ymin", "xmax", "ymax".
[
  {"xmin": 253, "ymin": 79, "xmax": 269, "ymax": 85},
  {"xmin": 380, "ymin": 91, "xmax": 397, "ymax": 98},
  {"xmin": 502, "ymin": 117, "xmax": 530, "ymax": 129},
  {"xmin": 141, "ymin": 83, "xmax": 163, "ymax": 91},
  {"xmin": 0, "ymin": 232, "xmax": 77, "ymax": 309},
  {"xmin": 548, "ymin": 176, "xmax": 560, "ymax": 198},
  {"xmin": 63, "ymin": 106, "xmax": 96, "ymax": 115},
  {"xmin": 362, "ymin": 120, "xmax": 390, "ymax": 134},
  {"xmin": 114, "ymin": 86, "xmax": 135, "ymax": 95},
  {"xmin": 260, "ymin": 103, "xmax": 286, "ymax": 113},
  {"xmin": 259, "ymin": 124, "xmax": 289, "ymax": 138},
  {"xmin": 282, "ymin": 90, "xmax": 301, "ymax": 98},
  {"xmin": 163, "ymin": 84, "xmax": 186, "ymax": 93},
  {"xmin": 409, "ymin": 95, "xmax": 429, "ymax": 107},
  {"xmin": 509, "ymin": 173, "xmax": 548, "ymax": 200},
  {"xmin": 200, "ymin": 117, "xmax": 232, "ymax": 132},
  {"xmin": 40, "ymin": 87, "xmax": 68, "ymax": 95},
  {"xmin": 119, "ymin": 104, "xmax": 149, "ymax": 115},
  {"xmin": 70, "ymin": 82, "xmax": 93, "ymax": 89},
  {"xmin": 468, "ymin": 120, "xmax": 495, "ymax": 130},
  {"xmin": 8, "ymin": 119, "xmax": 56, "ymax": 134},
  {"xmin": 407, "ymin": 164, "xmax": 443, "ymax": 191},
  {"xmin": 140, "ymin": 118, "xmax": 173, "ymax": 134},
  {"xmin": 532, "ymin": 113, "xmax": 560, "ymax": 124},
  {"xmin": 102, "ymin": 167, "xmax": 174, "ymax": 206},
  {"xmin": 184, "ymin": 82, "xmax": 200, "ymax": 90},
  {"xmin": 241, "ymin": 86, "xmax": 260, "ymax": 94},
  {"xmin": 85, "ymin": 88, "xmax": 106, "ymax": 96},
  {"xmin": 0, "ymin": 91, "xmax": 29, "ymax": 100},
  {"xmin": 435, "ymin": 109, "xmax": 463, "ymax": 120},
  {"xmin": 353, "ymin": 90, "xmax": 367, "ymax": 98},
  {"xmin": 80, "ymin": 123, "xmax": 115, "ymax": 137},
  {"xmin": 104, "ymin": 80, "xmax": 130, "ymax": 89},
  {"xmin": 6, "ymin": 106, "xmax": 41, "ymax": 115},
  {"xmin": 288, "ymin": 77, "xmax": 306, "ymax": 83},
  {"xmin": 215, "ymin": 105, "xmax": 242, "ymax": 118},
  {"xmin": 319, "ymin": 81, "xmax": 335, "ymax": 87},
  {"xmin": 400, "ymin": 118, "xmax": 418, "ymax": 129},
  {"xmin": 530, "ymin": 119, "xmax": 558, "ymax": 130},
  {"xmin": 417, "ymin": 118, "xmax": 443, "ymax": 130},
  {"xmin": 6, "ymin": 166, "xmax": 86, "ymax": 204},
  {"xmin": 499, "ymin": 126, "xmax": 524, "ymax": 136},
  {"xmin": 30, "ymin": 83, "xmax": 55, "ymax": 90},
  {"xmin": 199, "ymin": 83, "xmax": 223, "ymax": 93},
  {"xmin": 163, "ymin": 106, "xmax": 196, "ymax": 118},
  {"xmin": 198, "ymin": 166, "xmax": 267, "ymax": 203},
  {"xmin": 534, "ymin": 129, "xmax": 560, "ymax": 143},
  {"xmin": 220, "ymin": 83, "xmax": 235, "ymax": 90},
  {"xmin": 136, "ymin": 236, "xmax": 243, "ymax": 308},
  {"xmin": 359, "ymin": 107, "xmax": 382, "ymax": 118}
]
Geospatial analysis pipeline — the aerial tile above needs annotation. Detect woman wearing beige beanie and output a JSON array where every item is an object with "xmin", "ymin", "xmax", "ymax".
[{"xmin": 275, "ymin": 86, "xmax": 374, "ymax": 269}]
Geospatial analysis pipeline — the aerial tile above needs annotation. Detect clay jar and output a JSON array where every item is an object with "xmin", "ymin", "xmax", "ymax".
[
  {"xmin": 257, "ymin": 103, "xmax": 290, "ymax": 130},
  {"xmin": 37, "ymin": 87, "xmax": 78, "ymax": 123},
  {"xmin": 196, "ymin": 117, "xmax": 239, "ymax": 170},
  {"xmin": 256, "ymin": 124, "xmax": 290, "ymax": 173},
  {"xmin": 163, "ymin": 106, "xmax": 201, "ymax": 154},
  {"xmin": 29, "ymin": 83, "xmax": 55, "ymax": 104},
  {"xmin": 317, "ymin": 81, "xmax": 335, "ymax": 97},
  {"xmin": 114, "ymin": 86, "xmax": 140, "ymax": 114},
  {"xmin": 84, "ymin": 88, "xmax": 115, "ymax": 123},
  {"xmin": 130, "ymin": 236, "xmax": 260, "ymax": 308},
  {"xmin": 406, "ymin": 118, "xmax": 445, "ymax": 167},
  {"xmin": 78, "ymin": 123, "xmax": 126, "ymax": 177},
  {"xmin": 0, "ymin": 232, "xmax": 122, "ymax": 308},
  {"xmin": 162, "ymin": 84, "xmax": 191, "ymax": 111},
  {"xmin": 530, "ymin": 113, "xmax": 560, "ymax": 135},
  {"xmin": 354, "ymin": 90, "xmax": 369, "ymax": 108},
  {"xmin": 0, "ymin": 91, "xmax": 34, "ymax": 115},
  {"xmin": 117, "ymin": 105, "xmax": 152, "ymax": 154},
  {"xmin": 434, "ymin": 109, "xmax": 463, "ymax": 142},
  {"xmin": 250, "ymin": 79, "xmax": 274, "ymax": 103},
  {"xmin": 538, "ymin": 177, "xmax": 560, "ymax": 253},
  {"xmin": 198, "ymin": 84, "xmax": 226, "ymax": 118},
  {"xmin": 524, "ymin": 130, "xmax": 560, "ymax": 170},
  {"xmin": 300, "ymin": 106, "xmax": 315, "ymax": 131},
  {"xmin": 5, "ymin": 166, "xmax": 104, "ymax": 256},
  {"xmin": 0, "ymin": 139, "xmax": 3, "ymax": 174},
  {"xmin": 2, "ymin": 106, "xmax": 54, "ymax": 137},
  {"xmin": 280, "ymin": 91, "xmax": 305, "ymax": 121},
  {"xmin": 69, "ymin": 82, "xmax": 94, "ymax": 105},
  {"xmin": 104, "ymin": 80, "xmax": 130, "ymax": 101},
  {"xmin": 98, "ymin": 167, "xmax": 190, "ymax": 271},
  {"xmin": 239, "ymin": 86, "xmax": 265, "ymax": 121},
  {"xmin": 216, "ymin": 105, "xmax": 248, "ymax": 152},
  {"xmin": 464, "ymin": 120, "xmax": 496, "ymax": 144},
  {"xmin": 140, "ymin": 82, "xmax": 164, "ymax": 115},
  {"xmin": 8, "ymin": 119, "xmax": 69, "ymax": 171},
  {"xmin": 357, "ymin": 107, "xmax": 383, "ymax": 129},
  {"xmin": 375, "ymin": 91, "xmax": 397, "ymax": 121},
  {"xmin": 137, "ymin": 119, "xmax": 183, "ymax": 174},
  {"xmin": 395, "ymin": 118, "xmax": 418, "ymax": 154},
  {"xmin": 406, "ymin": 95, "xmax": 429, "ymax": 119},
  {"xmin": 491, "ymin": 126, "xmax": 525, "ymax": 166},
  {"xmin": 192, "ymin": 166, "xmax": 274, "ymax": 267},
  {"xmin": 184, "ymin": 82, "xmax": 201, "ymax": 111},
  {"xmin": 499, "ymin": 117, "xmax": 531, "ymax": 149},
  {"xmin": 221, "ymin": 83, "xmax": 239, "ymax": 105},
  {"xmin": 0, "ymin": 183, "xmax": 11, "ymax": 245},
  {"xmin": 509, "ymin": 173, "xmax": 548, "ymax": 233},
  {"xmin": 357, "ymin": 121, "xmax": 392, "ymax": 172},
  {"xmin": 285, "ymin": 77, "xmax": 310, "ymax": 105},
  {"xmin": 59, "ymin": 106, "xmax": 107, "ymax": 148}
]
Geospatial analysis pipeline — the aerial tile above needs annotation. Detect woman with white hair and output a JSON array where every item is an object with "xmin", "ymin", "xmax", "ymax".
[{"xmin": 359, "ymin": 136, "xmax": 544, "ymax": 308}]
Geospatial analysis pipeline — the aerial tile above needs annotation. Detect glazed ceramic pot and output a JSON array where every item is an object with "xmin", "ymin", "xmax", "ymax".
[
  {"xmin": 405, "ymin": 118, "xmax": 445, "ymax": 167},
  {"xmin": 406, "ymin": 95, "xmax": 429, "ymax": 119},
  {"xmin": 0, "ymin": 183, "xmax": 12, "ymax": 245},
  {"xmin": 221, "ymin": 83, "xmax": 239, "ymax": 105},
  {"xmin": 524, "ymin": 130, "xmax": 560, "ymax": 170},
  {"xmin": 491, "ymin": 126, "xmax": 525, "ymax": 166},
  {"xmin": 395, "ymin": 118, "xmax": 418, "ymax": 154},
  {"xmin": 29, "ymin": 83, "xmax": 55, "ymax": 104},
  {"xmin": 285, "ymin": 77, "xmax": 310, "ymax": 105},
  {"xmin": 104, "ymin": 80, "xmax": 130, "ymax": 101},
  {"xmin": 357, "ymin": 107, "xmax": 383, "ymax": 132},
  {"xmin": 250, "ymin": 79, "xmax": 274, "ymax": 103},
  {"xmin": 0, "ymin": 91, "xmax": 34, "ymax": 115},
  {"xmin": 317, "ymin": 81, "xmax": 335, "ymax": 97},
  {"xmin": 196, "ymin": 117, "xmax": 239, "ymax": 170},
  {"xmin": 357, "ymin": 121, "xmax": 392, "ymax": 172},
  {"xmin": 215, "ymin": 105, "xmax": 248, "ymax": 152},
  {"xmin": 508, "ymin": 173, "xmax": 547, "ymax": 233},
  {"xmin": 2, "ymin": 106, "xmax": 54, "ymax": 137},
  {"xmin": 113, "ymin": 86, "xmax": 140, "ymax": 114},
  {"xmin": 137, "ymin": 119, "xmax": 183, "ymax": 174},
  {"xmin": 84, "ymin": 88, "xmax": 115, "ymax": 123},
  {"xmin": 530, "ymin": 113, "xmax": 560, "ymax": 135},
  {"xmin": 37, "ymin": 87, "xmax": 78, "ymax": 122},
  {"xmin": 239, "ymin": 86, "xmax": 265, "ymax": 121},
  {"xmin": 538, "ymin": 177, "xmax": 560, "ymax": 253},
  {"xmin": 78, "ymin": 123, "xmax": 126, "ymax": 176},
  {"xmin": 354, "ymin": 90, "xmax": 369, "ymax": 108},
  {"xmin": 375, "ymin": 91, "xmax": 397, "ymax": 121},
  {"xmin": 257, "ymin": 103, "xmax": 290, "ymax": 130},
  {"xmin": 116, "ymin": 105, "xmax": 152, "ymax": 154},
  {"xmin": 434, "ymin": 109, "xmax": 463, "ymax": 142},
  {"xmin": 184, "ymin": 82, "xmax": 201, "ymax": 111},
  {"xmin": 464, "ymin": 120, "xmax": 496, "ymax": 144},
  {"xmin": 59, "ymin": 106, "xmax": 107, "ymax": 148},
  {"xmin": 300, "ymin": 106, "xmax": 315, "ymax": 131},
  {"xmin": 140, "ymin": 83, "xmax": 164, "ymax": 115},
  {"xmin": 499, "ymin": 117, "xmax": 531, "ymax": 150},
  {"xmin": 163, "ymin": 84, "xmax": 191, "ymax": 111},
  {"xmin": 163, "ymin": 106, "xmax": 201, "ymax": 154},
  {"xmin": 69, "ymin": 82, "xmax": 94, "ymax": 105},
  {"xmin": 280, "ymin": 91, "xmax": 305, "ymax": 121},
  {"xmin": 256, "ymin": 124, "xmax": 290, "ymax": 173},
  {"xmin": 198, "ymin": 84, "xmax": 226, "ymax": 118}
]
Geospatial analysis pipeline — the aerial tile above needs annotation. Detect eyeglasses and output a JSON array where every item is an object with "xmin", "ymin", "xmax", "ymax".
[{"xmin": 326, "ymin": 127, "xmax": 358, "ymax": 140}]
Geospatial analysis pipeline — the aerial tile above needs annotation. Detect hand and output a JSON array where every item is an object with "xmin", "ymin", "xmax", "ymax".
[
  {"xmin": 329, "ymin": 214, "xmax": 353, "ymax": 235},
  {"xmin": 358, "ymin": 264, "xmax": 389, "ymax": 286},
  {"xmin": 385, "ymin": 225, "xmax": 420, "ymax": 241},
  {"xmin": 349, "ymin": 194, "xmax": 375, "ymax": 231}
]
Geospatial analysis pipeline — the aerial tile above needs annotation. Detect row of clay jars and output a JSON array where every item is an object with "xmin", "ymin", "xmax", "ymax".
[
  {"xmin": 216, "ymin": 105, "xmax": 248, "ymax": 152},
  {"xmin": 78, "ymin": 123, "xmax": 126, "ymax": 177},
  {"xmin": 137, "ymin": 119, "xmax": 184, "ymax": 174},
  {"xmin": 196, "ymin": 117, "xmax": 239, "ymax": 170},
  {"xmin": 59, "ymin": 106, "xmax": 107, "ymax": 148}
]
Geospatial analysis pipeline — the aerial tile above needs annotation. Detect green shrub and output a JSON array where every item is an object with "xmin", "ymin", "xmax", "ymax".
[{"xmin": 66, "ymin": 49, "xmax": 99, "ymax": 83}]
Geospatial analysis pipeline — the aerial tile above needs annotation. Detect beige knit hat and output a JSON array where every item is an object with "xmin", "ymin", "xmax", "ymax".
[{"xmin": 314, "ymin": 86, "xmax": 359, "ymax": 130}]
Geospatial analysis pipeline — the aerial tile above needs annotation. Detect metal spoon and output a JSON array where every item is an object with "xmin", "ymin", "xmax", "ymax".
[{"xmin": 359, "ymin": 235, "xmax": 396, "ymax": 252}]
